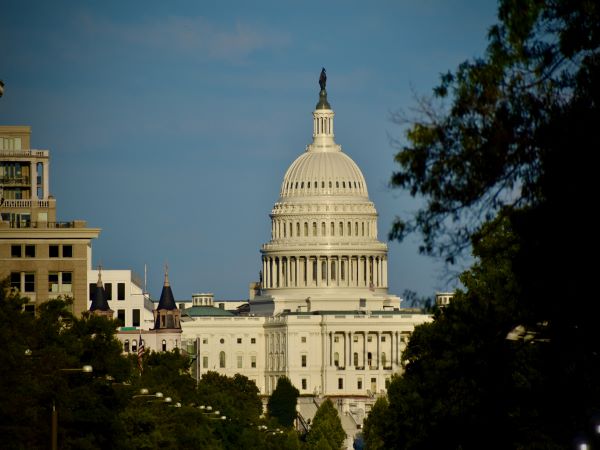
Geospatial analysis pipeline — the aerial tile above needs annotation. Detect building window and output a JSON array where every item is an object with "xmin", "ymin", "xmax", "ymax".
[
  {"xmin": 220, "ymin": 338, "xmax": 225, "ymax": 344},
  {"xmin": 304, "ymin": 222, "xmax": 308, "ymax": 236},
  {"xmin": 117, "ymin": 283, "xmax": 125, "ymax": 300},
  {"xmin": 105, "ymin": 283, "xmax": 112, "ymax": 300},
  {"xmin": 334, "ymin": 336, "xmax": 339, "ymax": 343},
  {"xmin": 331, "ymin": 222, "xmax": 335, "ymax": 236},
  {"xmin": 237, "ymin": 355, "xmax": 243, "ymax": 369},
  {"xmin": 10, "ymin": 272, "xmax": 20, "ymax": 290},
  {"xmin": 339, "ymin": 221, "xmax": 343, "ymax": 236},
  {"xmin": 202, "ymin": 356, "xmax": 208, "ymax": 368},
  {"xmin": 357, "ymin": 378, "xmax": 363, "ymax": 389},
  {"xmin": 354, "ymin": 352, "xmax": 359, "ymax": 366},
  {"xmin": 49, "ymin": 245, "xmax": 59, "ymax": 258},
  {"xmin": 302, "ymin": 379, "xmax": 307, "ymax": 390},
  {"xmin": 321, "ymin": 261, "xmax": 327, "ymax": 281},
  {"xmin": 359, "ymin": 298, "xmax": 366, "ymax": 308},
  {"xmin": 251, "ymin": 338, "xmax": 256, "ymax": 344},
  {"xmin": 24, "ymin": 273, "xmax": 35, "ymax": 292},
  {"xmin": 321, "ymin": 222, "xmax": 325, "ymax": 235},
  {"xmin": 25, "ymin": 245, "xmax": 35, "ymax": 257},
  {"xmin": 219, "ymin": 351, "xmax": 226, "ymax": 368},
  {"xmin": 237, "ymin": 338, "xmax": 242, "ymax": 344},
  {"xmin": 353, "ymin": 335, "xmax": 359, "ymax": 342},
  {"xmin": 381, "ymin": 353, "xmax": 387, "ymax": 367},
  {"xmin": 338, "ymin": 378, "xmax": 343, "ymax": 389},
  {"xmin": 48, "ymin": 273, "xmax": 59, "ymax": 293},
  {"xmin": 62, "ymin": 272, "xmax": 72, "ymax": 292},
  {"xmin": 334, "ymin": 352, "xmax": 339, "ymax": 367},
  {"xmin": 367, "ymin": 336, "xmax": 372, "ymax": 342},
  {"xmin": 301, "ymin": 354, "xmax": 307, "ymax": 367},
  {"xmin": 385, "ymin": 378, "xmax": 391, "ymax": 389},
  {"xmin": 331, "ymin": 260, "xmax": 336, "ymax": 280},
  {"xmin": 124, "ymin": 340, "xmax": 130, "ymax": 353},
  {"xmin": 11, "ymin": 245, "xmax": 22, "ymax": 257},
  {"xmin": 132, "ymin": 309, "xmax": 140, "ymax": 327},
  {"xmin": 312, "ymin": 222, "xmax": 317, "ymax": 236},
  {"xmin": 132, "ymin": 340, "xmax": 137, "ymax": 352},
  {"xmin": 62, "ymin": 245, "xmax": 73, "ymax": 258},
  {"xmin": 368, "ymin": 352, "xmax": 373, "ymax": 367},
  {"xmin": 202, "ymin": 338, "xmax": 208, "ymax": 344},
  {"xmin": 301, "ymin": 336, "xmax": 307, "ymax": 343},
  {"xmin": 117, "ymin": 309, "xmax": 125, "ymax": 326},
  {"xmin": 251, "ymin": 355, "xmax": 257, "ymax": 368},
  {"xmin": 162, "ymin": 340, "xmax": 167, "ymax": 351},
  {"xmin": 381, "ymin": 336, "xmax": 386, "ymax": 342}
]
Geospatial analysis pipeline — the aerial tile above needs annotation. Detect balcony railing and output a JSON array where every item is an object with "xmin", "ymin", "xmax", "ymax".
[
  {"xmin": 1, "ymin": 199, "xmax": 54, "ymax": 208},
  {"xmin": 7, "ymin": 221, "xmax": 77, "ymax": 229},
  {"xmin": 0, "ymin": 149, "xmax": 49, "ymax": 157},
  {"xmin": 0, "ymin": 176, "xmax": 30, "ymax": 185}
]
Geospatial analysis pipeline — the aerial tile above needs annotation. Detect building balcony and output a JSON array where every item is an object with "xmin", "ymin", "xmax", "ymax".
[
  {"xmin": 0, "ymin": 149, "xmax": 49, "ymax": 158},
  {"xmin": 5, "ymin": 220, "xmax": 85, "ymax": 229},
  {"xmin": 1, "ymin": 198, "xmax": 55, "ymax": 209},
  {"xmin": 1, "ymin": 176, "xmax": 30, "ymax": 186}
]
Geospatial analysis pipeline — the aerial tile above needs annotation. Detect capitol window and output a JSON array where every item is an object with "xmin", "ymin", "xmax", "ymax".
[
  {"xmin": 312, "ymin": 222, "xmax": 317, "ymax": 236},
  {"xmin": 219, "ymin": 351, "xmax": 226, "ymax": 368},
  {"xmin": 331, "ymin": 222, "xmax": 335, "ymax": 236},
  {"xmin": 304, "ymin": 222, "xmax": 308, "ymax": 236},
  {"xmin": 339, "ymin": 222, "xmax": 343, "ymax": 236},
  {"xmin": 321, "ymin": 222, "xmax": 325, "ymax": 235}
]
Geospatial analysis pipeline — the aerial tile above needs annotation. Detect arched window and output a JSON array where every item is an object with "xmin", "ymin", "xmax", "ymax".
[
  {"xmin": 312, "ymin": 259, "xmax": 318, "ymax": 282},
  {"xmin": 289, "ymin": 222, "xmax": 293, "ymax": 237},
  {"xmin": 296, "ymin": 222, "xmax": 300, "ymax": 236},
  {"xmin": 362, "ymin": 222, "xmax": 365, "ymax": 236},
  {"xmin": 283, "ymin": 222, "xmax": 286, "ymax": 237},
  {"xmin": 355, "ymin": 222, "xmax": 358, "ymax": 236},
  {"xmin": 304, "ymin": 222, "xmax": 308, "ymax": 236},
  {"xmin": 334, "ymin": 352, "xmax": 340, "ymax": 367},
  {"xmin": 336, "ymin": 181, "xmax": 339, "ymax": 188},
  {"xmin": 339, "ymin": 221, "xmax": 344, "ymax": 236},
  {"xmin": 124, "ymin": 339, "xmax": 130, "ymax": 353},
  {"xmin": 308, "ymin": 181, "xmax": 311, "ymax": 188},
  {"xmin": 348, "ymin": 221, "xmax": 351, "ymax": 236},
  {"xmin": 162, "ymin": 339, "xmax": 167, "ymax": 351},
  {"xmin": 331, "ymin": 222, "xmax": 335, "ymax": 236},
  {"xmin": 329, "ymin": 181, "xmax": 332, "ymax": 188},
  {"xmin": 219, "ymin": 351, "xmax": 226, "ymax": 368},
  {"xmin": 342, "ymin": 181, "xmax": 346, "ymax": 188},
  {"xmin": 331, "ymin": 260, "xmax": 336, "ymax": 280},
  {"xmin": 367, "ymin": 352, "xmax": 373, "ymax": 366},
  {"xmin": 321, "ymin": 222, "xmax": 325, "ymax": 236},
  {"xmin": 341, "ymin": 260, "xmax": 345, "ymax": 281},
  {"xmin": 353, "ymin": 352, "xmax": 359, "ymax": 366},
  {"xmin": 322, "ymin": 260, "xmax": 327, "ymax": 281},
  {"xmin": 132, "ymin": 339, "xmax": 137, "ymax": 353},
  {"xmin": 312, "ymin": 222, "xmax": 317, "ymax": 236}
]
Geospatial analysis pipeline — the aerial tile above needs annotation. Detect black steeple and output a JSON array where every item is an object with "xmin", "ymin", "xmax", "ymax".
[{"xmin": 89, "ymin": 267, "xmax": 110, "ymax": 312}]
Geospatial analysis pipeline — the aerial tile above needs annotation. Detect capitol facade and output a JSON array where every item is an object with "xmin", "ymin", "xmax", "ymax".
[{"xmin": 174, "ymin": 83, "xmax": 431, "ymax": 432}]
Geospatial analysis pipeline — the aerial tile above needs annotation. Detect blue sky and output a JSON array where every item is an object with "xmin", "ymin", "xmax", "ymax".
[{"xmin": 1, "ymin": 0, "xmax": 498, "ymax": 300}]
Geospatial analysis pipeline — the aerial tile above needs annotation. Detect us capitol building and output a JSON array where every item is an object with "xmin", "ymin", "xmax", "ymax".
[{"xmin": 128, "ymin": 78, "xmax": 433, "ymax": 426}]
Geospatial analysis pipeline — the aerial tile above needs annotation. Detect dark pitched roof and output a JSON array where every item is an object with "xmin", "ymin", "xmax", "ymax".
[
  {"xmin": 156, "ymin": 269, "xmax": 177, "ymax": 311},
  {"xmin": 89, "ymin": 270, "xmax": 110, "ymax": 312}
]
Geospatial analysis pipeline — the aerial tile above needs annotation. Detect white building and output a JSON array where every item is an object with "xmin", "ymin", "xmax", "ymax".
[
  {"xmin": 177, "ymin": 82, "xmax": 432, "ymax": 441},
  {"xmin": 87, "ymin": 269, "xmax": 154, "ymax": 329}
]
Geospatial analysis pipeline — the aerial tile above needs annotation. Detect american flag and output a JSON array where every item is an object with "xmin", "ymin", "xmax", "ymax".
[{"xmin": 137, "ymin": 332, "xmax": 145, "ymax": 372}]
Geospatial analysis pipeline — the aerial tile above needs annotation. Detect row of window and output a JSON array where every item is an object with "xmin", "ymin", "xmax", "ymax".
[
  {"xmin": 298, "ymin": 352, "xmax": 391, "ymax": 368},
  {"xmin": 284, "ymin": 179, "xmax": 363, "ymax": 191},
  {"xmin": 272, "ymin": 219, "xmax": 373, "ymax": 239},
  {"xmin": 11, "ymin": 244, "xmax": 73, "ymax": 258},
  {"xmin": 208, "ymin": 352, "xmax": 257, "ymax": 369},
  {"xmin": 10, "ymin": 271, "xmax": 72, "ymax": 293},
  {"xmin": 200, "ymin": 337, "xmax": 257, "ymax": 345},
  {"xmin": 89, "ymin": 282, "xmax": 126, "ymax": 301},
  {"xmin": 116, "ymin": 309, "xmax": 141, "ymax": 327}
]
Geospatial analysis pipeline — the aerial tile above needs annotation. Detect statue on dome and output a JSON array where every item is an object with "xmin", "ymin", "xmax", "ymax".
[{"xmin": 319, "ymin": 68, "xmax": 327, "ymax": 90}]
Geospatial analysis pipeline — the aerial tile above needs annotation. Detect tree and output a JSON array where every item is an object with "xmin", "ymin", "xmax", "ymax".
[
  {"xmin": 380, "ymin": 0, "xmax": 600, "ymax": 447},
  {"xmin": 362, "ymin": 397, "xmax": 388, "ymax": 450},
  {"xmin": 306, "ymin": 399, "xmax": 346, "ymax": 450},
  {"xmin": 267, "ymin": 376, "xmax": 299, "ymax": 427}
]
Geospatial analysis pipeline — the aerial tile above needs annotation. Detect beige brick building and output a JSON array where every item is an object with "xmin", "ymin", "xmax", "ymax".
[{"xmin": 0, "ymin": 126, "xmax": 100, "ymax": 315}]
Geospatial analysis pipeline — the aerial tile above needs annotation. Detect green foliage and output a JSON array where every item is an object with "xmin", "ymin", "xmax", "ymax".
[
  {"xmin": 379, "ymin": 0, "xmax": 600, "ymax": 448},
  {"xmin": 306, "ymin": 399, "xmax": 346, "ymax": 450},
  {"xmin": 362, "ymin": 397, "xmax": 388, "ymax": 450},
  {"xmin": 267, "ymin": 376, "xmax": 299, "ymax": 427}
]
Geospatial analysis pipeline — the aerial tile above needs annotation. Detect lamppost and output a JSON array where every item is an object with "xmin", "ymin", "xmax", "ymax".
[{"xmin": 52, "ymin": 365, "xmax": 94, "ymax": 450}]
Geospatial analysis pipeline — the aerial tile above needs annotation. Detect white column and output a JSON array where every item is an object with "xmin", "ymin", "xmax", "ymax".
[
  {"xmin": 383, "ymin": 257, "xmax": 387, "ymax": 287},
  {"xmin": 30, "ymin": 162, "xmax": 37, "ymax": 200},
  {"xmin": 42, "ymin": 162, "xmax": 49, "ymax": 199}
]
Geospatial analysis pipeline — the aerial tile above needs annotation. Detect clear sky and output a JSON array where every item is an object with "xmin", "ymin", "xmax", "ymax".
[{"xmin": 0, "ymin": 0, "xmax": 498, "ymax": 301}]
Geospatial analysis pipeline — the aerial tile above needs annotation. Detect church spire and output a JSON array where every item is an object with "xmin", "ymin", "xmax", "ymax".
[{"xmin": 89, "ymin": 265, "xmax": 113, "ymax": 317}]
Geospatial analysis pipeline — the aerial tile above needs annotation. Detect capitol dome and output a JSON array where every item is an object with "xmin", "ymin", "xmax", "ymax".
[
  {"xmin": 280, "ymin": 150, "xmax": 368, "ymax": 199},
  {"xmin": 253, "ymin": 81, "xmax": 397, "ymax": 315}
]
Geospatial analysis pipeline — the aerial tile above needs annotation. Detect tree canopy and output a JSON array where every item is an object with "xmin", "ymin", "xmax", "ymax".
[
  {"xmin": 375, "ymin": 0, "xmax": 600, "ymax": 448},
  {"xmin": 305, "ymin": 398, "xmax": 346, "ymax": 450},
  {"xmin": 267, "ymin": 376, "xmax": 299, "ymax": 428}
]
